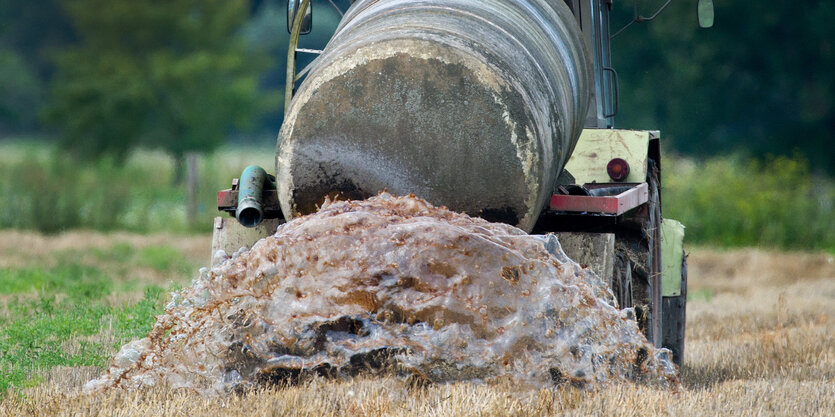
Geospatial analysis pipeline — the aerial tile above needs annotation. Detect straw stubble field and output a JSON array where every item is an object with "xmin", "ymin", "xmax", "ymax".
[{"xmin": 0, "ymin": 232, "xmax": 832, "ymax": 416}]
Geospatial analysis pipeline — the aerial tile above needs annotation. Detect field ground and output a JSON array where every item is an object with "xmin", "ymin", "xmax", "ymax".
[{"xmin": 0, "ymin": 231, "xmax": 833, "ymax": 416}]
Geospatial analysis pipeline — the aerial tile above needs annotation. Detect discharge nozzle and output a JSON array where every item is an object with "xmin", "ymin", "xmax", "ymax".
[{"xmin": 236, "ymin": 165, "xmax": 275, "ymax": 228}]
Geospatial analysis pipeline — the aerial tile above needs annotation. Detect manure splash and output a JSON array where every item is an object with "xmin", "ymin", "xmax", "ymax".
[{"xmin": 86, "ymin": 193, "xmax": 678, "ymax": 394}]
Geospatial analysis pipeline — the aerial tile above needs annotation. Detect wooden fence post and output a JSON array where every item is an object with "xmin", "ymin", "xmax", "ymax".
[{"xmin": 186, "ymin": 152, "xmax": 199, "ymax": 228}]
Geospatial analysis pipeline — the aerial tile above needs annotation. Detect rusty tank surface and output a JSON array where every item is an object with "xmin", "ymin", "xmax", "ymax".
[{"xmin": 277, "ymin": 0, "xmax": 591, "ymax": 231}]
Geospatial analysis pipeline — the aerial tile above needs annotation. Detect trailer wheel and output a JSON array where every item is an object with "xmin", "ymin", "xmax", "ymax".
[
  {"xmin": 662, "ymin": 251, "xmax": 687, "ymax": 368},
  {"xmin": 614, "ymin": 232, "xmax": 652, "ymax": 338},
  {"xmin": 612, "ymin": 253, "xmax": 633, "ymax": 309},
  {"xmin": 615, "ymin": 159, "xmax": 662, "ymax": 343}
]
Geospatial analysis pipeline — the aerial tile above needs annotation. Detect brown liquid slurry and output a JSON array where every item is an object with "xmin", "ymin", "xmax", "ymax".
[{"xmin": 85, "ymin": 193, "xmax": 679, "ymax": 394}]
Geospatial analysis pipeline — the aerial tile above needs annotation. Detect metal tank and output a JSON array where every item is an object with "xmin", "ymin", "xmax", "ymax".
[{"xmin": 277, "ymin": 0, "xmax": 591, "ymax": 231}]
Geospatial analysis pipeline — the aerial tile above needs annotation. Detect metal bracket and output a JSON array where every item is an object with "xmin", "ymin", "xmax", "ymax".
[
  {"xmin": 285, "ymin": 0, "xmax": 313, "ymax": 115},
  {"xmin": 549, "ymin": 183, "xmax": 648, "ymax": 215},
  {"xmin": 603, "ymin": 66, "xmax": 619, "ymax": 118}
]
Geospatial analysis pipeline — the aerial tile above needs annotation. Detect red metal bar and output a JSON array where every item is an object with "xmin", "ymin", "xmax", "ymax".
[
  {"xmin": 217, "ymin": 188, "xmax": 282, "ymax": 216},
  {"xmin": 217, "ymin": 189, "xmax": 236, "ymax": 209},
  {"xmin": 549, "ymin": 183, "xmax": 648, "ymax": 215}
]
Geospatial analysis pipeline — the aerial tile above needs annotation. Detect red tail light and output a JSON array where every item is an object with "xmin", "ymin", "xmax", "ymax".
[{"xmin": 607, "ymin": 158, "xmax": 630, "ymax": 182}]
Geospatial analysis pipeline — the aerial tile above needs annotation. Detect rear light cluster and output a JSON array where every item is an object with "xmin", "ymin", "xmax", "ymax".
[{"xmin": 607, "ymin": 158, "xmax": 630, "ymax": 182}]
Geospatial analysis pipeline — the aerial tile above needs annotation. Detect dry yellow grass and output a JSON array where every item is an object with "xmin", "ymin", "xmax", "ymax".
[
  {"xmin": 1, "ymin": 234, "xmax": 833, "ymax": 416},
  {"xmin": 0, "ymin": 230, "xmax": 209, "ymax": 280},
  {"xmin": 4, "ymin": 376, "xmax": 832, "ymax": 417}
]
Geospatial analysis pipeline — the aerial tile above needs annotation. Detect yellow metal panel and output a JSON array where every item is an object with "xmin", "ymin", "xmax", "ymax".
[
  {"xmin": 661, "ymin": 218, "xmax": 686, "ymax": 297},
  {"xmin": 564, "ymin": 129, "xmax": 651, "ymax": 184}
]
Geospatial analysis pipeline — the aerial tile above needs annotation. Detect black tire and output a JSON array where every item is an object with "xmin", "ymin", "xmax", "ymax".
[
  {"xmin": 661, "ymin": 251, "xmax": 687, "ymax": 368},
  {"xmin": 614, "ymin": 160, "xmax": 662, "ymax": 345}
]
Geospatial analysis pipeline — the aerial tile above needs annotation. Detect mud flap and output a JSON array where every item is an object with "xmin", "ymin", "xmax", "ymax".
[
  {"xmin": 661, "ymin": 219, "xmax": 686, "ymax": 367},
  {"xmin": 661, "ymin": 219, "xmax": 685, "ymax": 297},
  {"xmin": 210, "ymin": 217, "xmax": 283, "ymax": 266}
]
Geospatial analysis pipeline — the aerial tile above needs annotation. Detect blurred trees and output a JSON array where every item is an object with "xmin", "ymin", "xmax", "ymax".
[
  {"xmin": 0, "ymin": 50, "xmax": 44, "ymax": 133},
  {"xmin": 0, "ymin": 0, "xmax": 74, "ymax": 134},
  {"xmin": 238, "ymin": 0, "xmax": 343, "ymax": 134},
  {"xmin": 1, "ymin": 0, "xmax": 833, "ymax": 174},
  {"xmin": 44, "ymin": 0, "xmax": 278, "ymax": 173},
  {"xmin": 611, "ymin": 1, "xmax": 835, "ymax": 173},
  {"xmin": 0, "ymin": 0, "xmax": 74, "ymax": 79}
]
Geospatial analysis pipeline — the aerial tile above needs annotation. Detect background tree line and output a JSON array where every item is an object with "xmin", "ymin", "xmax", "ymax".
[
  {"xmin": 611, "ymin": 0, "xmax": 834, "ymax": 174},
  {"xmin": 0, "ymin": 0, "xmax": 339, "ymax": 175},
  {"xmin": 1, "ymin": 0, "xmax": 832, "ymax": 173}
]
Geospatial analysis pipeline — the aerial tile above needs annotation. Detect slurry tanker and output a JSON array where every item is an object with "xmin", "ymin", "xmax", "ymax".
[{"xmin": 214, "ymin": 0, "xmax": 716, "ymax": 368}]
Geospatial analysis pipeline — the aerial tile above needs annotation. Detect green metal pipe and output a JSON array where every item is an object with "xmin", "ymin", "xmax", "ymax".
[{"xmin": 236, "ymin": 165, "xmax": 270, "ymax": 228}]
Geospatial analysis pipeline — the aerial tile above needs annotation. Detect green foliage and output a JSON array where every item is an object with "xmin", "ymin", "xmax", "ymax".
[
  {"xmin": 0, "ymin": 0, "xmax": 74, "ymax": 134},
  {"xmin": 138, "ymin": 246, "xmax": 192, "ymax": 274},
  {"xmin": 0, "ymin": 141, "xmax": 273, "ymax": 233},
  {"xmin": 2, "ymin": 141, "xmax": 833, "ymax": 251},
  {"xmin": 0, "ymin": 237, "xmax": 193, "ymax": 392},
  {"xmin": 687, "ymin": 288, "xmax": 714, "ymax": 303},
  {"xmin": 107, "ymin": 286, "xmax": 167, "ymax": 351},
  {"xmin": 240, "ymin": 0, "xmax": 344, "ymax": 132},
  {"xmin": 664, "ymin": 155, "xmax": 835, "ymax": 251},
  {"xmin": 0, "ymin": 148, "xmax": 146, "ymax": 233},
  {"xmin": 3, "ymin": 0, "xmax": 834, "ymax": 176},
  {"xmin": 0, "ymin": 265, "xmax": 112, "ymax": 299},
  {"xmin": 0, "ymin": 0, "xmax": 74, "ymax": 74},
  {"xmin": 44, "ymin": 0, "xmax": 278, "ymax": 161},
  {"xmin": 90, "ymin": 243, "xmax": 135, "ymax": 264},
  {"xmin": 0, "ymin": 49, "xmax": 44, "ymax": 132},
  {"xmin": 0, "ymin": 264, "xmax": 167, "ymax": 392},
  {"xmin": 611, "ymin": 1, "xmax": 835, "ymax": 173}
]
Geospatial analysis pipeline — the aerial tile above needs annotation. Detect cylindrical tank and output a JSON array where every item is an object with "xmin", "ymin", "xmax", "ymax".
[{"xmin": 277, "ymin": 0, "xmax": 591, "ymax": 231}]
